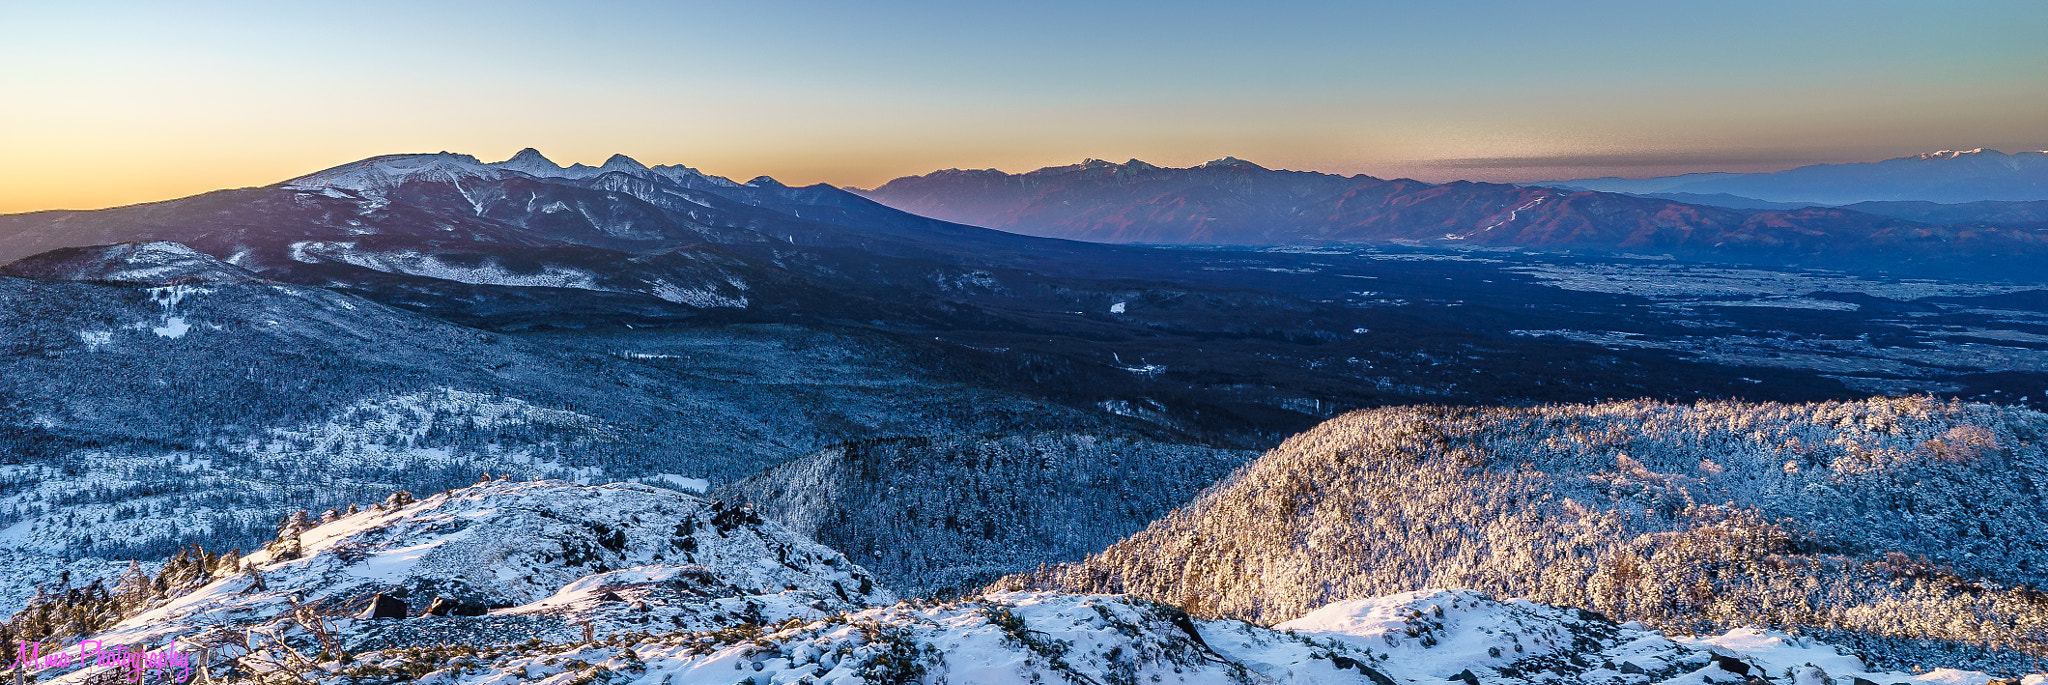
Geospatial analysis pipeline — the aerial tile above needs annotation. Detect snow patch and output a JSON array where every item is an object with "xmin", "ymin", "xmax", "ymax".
[
  {"xmin": 637, "ymin": 473, "xmax": 709, "ymax": 493},
  {"xmin": 78, "ymin": 330, "xmax": 112, "ymax": 349},
  {"xmin": 151, "ymin": 317, "xmax": 190, "ymax": 339},
  {"xmin": 288, "ymin": 241, "xmax": 603, "ymax": 290},
  {"xmin": 648, "ymin": 279, "xmax": 748, "ymax": 308}
]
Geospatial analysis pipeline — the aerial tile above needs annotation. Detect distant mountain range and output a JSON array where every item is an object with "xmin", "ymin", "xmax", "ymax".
[
  {"xmin": 856, "ymin": 156, "xmax": 2048, "ymax": 275},
  {"xmin": 1544, "ymin": 148, "xmax": 2048, "ymax": 205}
]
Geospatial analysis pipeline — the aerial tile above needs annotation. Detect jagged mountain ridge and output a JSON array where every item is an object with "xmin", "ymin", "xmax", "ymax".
[
  {"xmin": 1546, "ymin": 149, "xmax": 2048, "ymax": 205},
  {"xmin": 855, "ymin": 157, "xmax": 2048, "ymax": 275},
  {"xmin": 1008, "ymin": 397, "xmax": 2048, "ymax": 666}
]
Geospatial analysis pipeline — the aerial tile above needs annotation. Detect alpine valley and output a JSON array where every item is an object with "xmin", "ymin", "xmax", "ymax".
[{"xmin": 3, "ymin": 150, "xmax": 2046, "ymax": 684}]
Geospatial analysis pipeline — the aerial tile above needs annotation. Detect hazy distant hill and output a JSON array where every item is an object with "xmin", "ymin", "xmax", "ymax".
[
  {"xmin": 858, "ymin": 158, "xmax": 2048, "ymax": 275},
  {"xmin": 1548, "ymin": 149, "xmax": 2048, "ymax": 205},
  {"xmin": 1009, "ymin": 397, "xmax": 2048, "ymax": 663},
  {"xmin": 1616, "ymin": 194, "xmax": 2048, "ymax": 226},
  {"xmin": 1842, "ymin": 199, "xmax": 2048, "ymax": 226}
]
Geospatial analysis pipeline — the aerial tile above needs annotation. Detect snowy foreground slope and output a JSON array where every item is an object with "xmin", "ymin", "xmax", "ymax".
[
  {"xmin": 27, "ymin": 481, "xmax": 2044, "ymax": 685},
  {"xmin": 253, "ymin": 590, "xmax": 2044, "ymax": 685},
  {"xmin": 61, "ymin": 480, "xmax": 889, "ymax": 659}
]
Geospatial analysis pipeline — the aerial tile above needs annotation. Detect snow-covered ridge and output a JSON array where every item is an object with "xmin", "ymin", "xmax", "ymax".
[
  {"xmin": 0, "ymin": 241, "xmax": 258, "ymax": 285},
  {"xmin": 285, "ymin": 152, "xmax": 514, "ymax": 194},
  {"xmin": 287, "ymin": 240, "xmax": 605, "ymax": 290},
  {"xmin": 285, "ymin": 149, "xmax": 745, "ymax": 193},
  {"xmin": 29, "ymin": 476, "xmax": 2040, "ymax": 685},
  {"xmin": 69, "ymin": 480, "xmax": 891, "ymax": 659},
  {"xmin": 1915, "ymin": 149, "xmax": 1988, "ymax": 161}
]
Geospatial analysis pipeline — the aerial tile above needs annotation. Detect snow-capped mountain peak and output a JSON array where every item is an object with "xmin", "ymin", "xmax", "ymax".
[
  {"xmin": 1916, "ymin": 148, "xmax": 1992, "ymax": 161},
  {"xmin": 285, "ymin": 152, "xmax": 505, "ymax": 193},
  {"xmin": 600, "ymin": 153, "xmax": 649, "ymax": 172},
  {"xmin": 1202, "ymin": 156, "xmax": 1268, "ymax": 170},
  {"xmin": 494, "ymin": 147, "xmax": 568, "ymax": 176}
]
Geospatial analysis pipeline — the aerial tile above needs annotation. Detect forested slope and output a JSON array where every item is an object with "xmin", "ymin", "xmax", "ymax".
[
  {"xmin": 722, "ymin": 432, "xmax": 1251, "ymax": 597},
  {"xmin": 1007, "ymin": 397, "xmax": 2048, "ymax": 660}
]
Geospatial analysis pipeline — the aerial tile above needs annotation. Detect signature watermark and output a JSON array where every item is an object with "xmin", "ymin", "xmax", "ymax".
[{"xmin": 10, "ymin": 640, "xmax": 192, "ymax": 683}]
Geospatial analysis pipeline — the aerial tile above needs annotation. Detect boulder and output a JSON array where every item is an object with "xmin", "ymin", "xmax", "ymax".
[{"xmin": 361, "ymin": 593, "xmax": 407, "ymax": 619}]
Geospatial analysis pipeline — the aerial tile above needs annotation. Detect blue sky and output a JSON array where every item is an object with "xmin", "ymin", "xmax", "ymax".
[{"xmin": 2, "ymin": 0, "xmax": 2044, "ymax": 211}]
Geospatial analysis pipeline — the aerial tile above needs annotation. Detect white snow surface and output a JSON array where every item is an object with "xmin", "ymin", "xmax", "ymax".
[
  {"xmin": 1279, "ymin": 589, "xmax": 1707, "ymax": 684},
  {"xmin": 287, "ymin": 241, "xmax": 603, "ymax": 290},
  {"xmin": 228, "ymin": 592, "xmax": 1377, "ymax": 685},
  {"xmin": 1677, "ymin": 629, "xmax": 2008, "ymax": 685},
  {"xmin": 636, "ymin": 473, "xmax": 710, "ymax": 492},
  {"xmin": 44, "ymin": 559, "xmax": 2048, "ymax": 685},
  {"xmin": 176, "ymin": 588, "xmax": 2048, "ymax": 685},
  {"xmin": 1280, "ymin": 590, "xmax": 2042, "ymax": 685},
  {"xmin": 648, "ymin": 278, "xmax": 748, "ymax": 308}
]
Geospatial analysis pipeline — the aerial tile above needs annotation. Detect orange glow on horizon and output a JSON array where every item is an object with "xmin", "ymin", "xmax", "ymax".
[
  {"xmin": 7, "ymin": 141, "xmax": 2047, "ymax": 216},
  {"xmin": 4, "ymin": 2, "xmax": 2042, "ymax": 215}
]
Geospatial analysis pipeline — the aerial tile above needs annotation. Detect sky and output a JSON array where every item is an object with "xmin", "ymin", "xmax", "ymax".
[{"xmin": 2, "ymin": 0, "xmax": 2044, "ymax": 213}]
